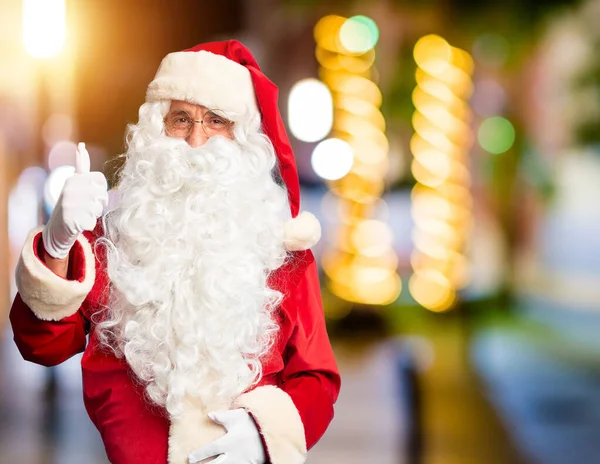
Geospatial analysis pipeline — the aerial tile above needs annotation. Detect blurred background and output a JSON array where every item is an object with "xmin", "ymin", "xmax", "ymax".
[{"xmin": 2, "ymin": 0, "xmax": 600, "ymax": 463}]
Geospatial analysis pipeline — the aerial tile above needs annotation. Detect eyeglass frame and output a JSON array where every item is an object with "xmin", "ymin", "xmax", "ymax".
[{"xmin": 163, "ymin": 108, "xmax": 235, "ymax": 139}]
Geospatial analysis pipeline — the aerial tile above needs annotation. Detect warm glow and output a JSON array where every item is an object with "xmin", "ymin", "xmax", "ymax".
[
  {"xmin": 288, "ymin": 78, "xmax": 333, "ymax": 142},
  {"xmin": 22, "ymin": 0, "xmax": 66, "ymax": 58}
]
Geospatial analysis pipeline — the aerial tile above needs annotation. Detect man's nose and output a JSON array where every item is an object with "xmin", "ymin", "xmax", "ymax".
[{"xmin": 186, "ymin": 122, "xmax": 208, "ymax": 148}]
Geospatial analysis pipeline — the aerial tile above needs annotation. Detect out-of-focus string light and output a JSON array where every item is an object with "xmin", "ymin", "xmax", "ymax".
[
  {"xmin": 22, "ymin": 0, "xmax": 66, "ymax": 59},
  {"xmin": 314, "ymin": 15, "xmax": 401, "ymax": 306},
  {"xmin": 409, "ymin": 35, "xmax": 475, "ymax": 312}
]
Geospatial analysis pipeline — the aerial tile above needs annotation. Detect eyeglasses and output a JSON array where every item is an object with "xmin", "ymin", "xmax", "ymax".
[{"xmin": 163, "ymin": 110, "xmax": 234, "ymax": 139}]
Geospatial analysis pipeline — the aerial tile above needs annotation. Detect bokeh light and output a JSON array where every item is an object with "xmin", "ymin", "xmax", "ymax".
[
  {"xmin": 311, "ymin": 138, "xmax": 354, "ymax": 180},
  {"xmin": 288, "ymin": 78, "xmax": 333, "ymax": 143},
  {"xmin": 410, "ymin": 34, "xmax": 474, "ymax": 312},
  {"xmin": 22, "ymin": 0, "xmax": 66, "ymax": 58},
  {"xmin": 414, "ymin": 35, "xmax": 452, "ymax": 75},
  {"xmin": 315, "ymin": 15, "xmax": 399, "ymax": 306},
  {"xmin": 339, "ymin": 16, "xmax": 379, "ymax": 54},
  {"xmin": 478, "ymin": 116, "xmax": 516, "ymax": 154}
]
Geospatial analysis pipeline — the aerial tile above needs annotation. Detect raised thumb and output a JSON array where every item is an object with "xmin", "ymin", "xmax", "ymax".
[{"xmin": 75, "ymin": 142, "xmax": 91, "ymax": 174}]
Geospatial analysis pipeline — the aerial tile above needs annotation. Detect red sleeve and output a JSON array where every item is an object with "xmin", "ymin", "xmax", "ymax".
[
  {"xmin": 10, "ymin": 294, "xmax": 87, "ymax": 367},
  {"xmin": 278, "ymin": 259, "xmax": 341, "ymax": 450},
  {"xmin": 9, "ymin": 230, "xmax": 91, "ymax": 367}
]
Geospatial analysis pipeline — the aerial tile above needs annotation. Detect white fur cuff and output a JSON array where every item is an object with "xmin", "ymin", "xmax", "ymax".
[
  {"xmin": 15, "ymin": 227, "xmax": 96, "ymax": 321},
  {"xmin": 235, "ymin": 386, "xmax": 307, "ymax": 464},
  {"xmin": 284, "ymin": 211, "xmax": 321, "ymax": 251}
]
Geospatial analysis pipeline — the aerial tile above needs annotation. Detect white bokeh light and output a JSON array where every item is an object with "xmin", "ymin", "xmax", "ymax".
[
  {"xmin": 311, "ymin": 138, "xmax": 354, "ymax": 180},
  {"xmin": 288, "ymin": 78, "xmax": 333, "ymax": 143}
]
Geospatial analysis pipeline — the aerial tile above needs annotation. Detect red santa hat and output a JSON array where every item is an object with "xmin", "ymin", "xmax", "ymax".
[{"xmin": 146, "ymin": 40, "xmax": 320, "ymax": 252}]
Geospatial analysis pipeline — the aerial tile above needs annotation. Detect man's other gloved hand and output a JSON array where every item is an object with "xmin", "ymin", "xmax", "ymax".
[{"xmin": 188, "ymin": 408, "xmax": 266, "ymax": 464}]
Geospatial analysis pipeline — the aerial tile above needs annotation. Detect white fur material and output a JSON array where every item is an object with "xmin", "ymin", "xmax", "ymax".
[
  {"xmin": 168, "ymin": 395, "xmax": 229, "ymax": 464},
  {"xmin": 235, "ymin": 386, "xmax": 307, "ymax": 464},
  {"xmin": 146, "ymin": 51, "xmax": 259, "ymax": 121},
  {"xmin": 15, "ymin": 227, "xmax": 95, "ymax": 321},
  {"xmin": 283, "ymin": 211, "xmax": 321, "ymax": 251}
]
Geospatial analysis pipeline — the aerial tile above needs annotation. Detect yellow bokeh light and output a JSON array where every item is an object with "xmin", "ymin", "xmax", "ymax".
[
  {"xmin": 414, "ymin": 35, "xmax": 452, "ymax": 71},
  {"xmin": 315, "ymin": 14, "xmax": 399, "ymax": 307},
  {"xmin": 314, "ymin": 15, "xmax": 346, "ymax": 52},
  {"xmin": 350, "ymin": 220, "xmax": 393, "ymax": 257},
  {"xmin": 330, "ymin": 171, "xmax": 385, "ymax": 204},
  {"xmin": 413, "ymin": 125, "xmax": 457, "ymax": 153},
  {"xmin": 451, "ymin": 47, "xmax": 475, "ymax": 75},
  {"xmin": 409, "ymin": 270, "xmax": 456, "ymax": 312},
  {"xmin": 338, "ymin": 49, "xmax": 376, "ymax": 74},
  {"xmin": 412, "ymin": 110, "xmax": 469, "ymax": 144},
  {"xmin": 315, "ymin": 47, "xmax": 343, "ymax": 70},
  {"xmin": 411, "ymin": 249, "xmax": 471, "ymax": 289},
  {"xmin": 348, "ymin": 138, "xmax": 388, "ymax": 166},
  {"xmin": 323, "ymin": 73, "xmax": 382, "ymax": 107},
  {"xmin": 352, "ymin": 270, "xmax": 402, "ymax": 305},
  {"xmin": 410, "ymin": 36, "xmax": 473, "ymax": 308},
  {"xmin": 336, "ymin": 95, "xmax": 385, "ymax": 130}
]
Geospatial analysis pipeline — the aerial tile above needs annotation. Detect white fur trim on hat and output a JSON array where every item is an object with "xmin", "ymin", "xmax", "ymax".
[
  {"xmin": 283, "ymin": 211, "xmax": 321, "ymax": 251},
  {"xmin": 235, "ymin": 386, "xmax": 307, "ymax": 464},
  {"xmin": 146, "ymin": 50, "xmax": 259, "ymax": 121},
  {"xmin": 15, "ymin": 227, "xmax": 95, "ymax": 321}
]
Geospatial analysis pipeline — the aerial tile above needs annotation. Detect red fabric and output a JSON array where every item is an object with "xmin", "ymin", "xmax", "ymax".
[
  {"xmin": 184, "ymin": 41, "xmax": 301, "ymax": 217},
  {"xmin": 10, "ymin": 227, "xmax": 340, "ymax": 463}
]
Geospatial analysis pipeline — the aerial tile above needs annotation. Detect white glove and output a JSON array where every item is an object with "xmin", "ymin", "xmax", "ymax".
[
  {"xmin": 42, "ymin": 142, "xmax": 108, "ymax": 259},
  {"xmin": 188, "ymin": 409, "xmax": 266, "ymax": 464}
]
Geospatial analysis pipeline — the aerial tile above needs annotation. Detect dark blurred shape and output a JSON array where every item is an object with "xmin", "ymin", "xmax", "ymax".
[{"xmin": 396, "ymin": 345, "xmax": 423, "ymax": 464}]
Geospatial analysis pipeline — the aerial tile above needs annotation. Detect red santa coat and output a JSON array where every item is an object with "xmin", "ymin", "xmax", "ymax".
[{"xmin": 10, "ymin": 223, "xmax": 340, "ymax": 464}]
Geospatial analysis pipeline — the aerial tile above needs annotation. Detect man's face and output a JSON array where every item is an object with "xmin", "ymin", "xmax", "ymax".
[{"xmin": 165, "ymin": 100, "xmax": 235, "ymax": 148}]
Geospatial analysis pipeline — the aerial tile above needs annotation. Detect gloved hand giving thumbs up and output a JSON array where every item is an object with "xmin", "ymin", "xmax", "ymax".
[{"xmin": 42, "ymin": 143, "xmax": 109, "ymax": 259}]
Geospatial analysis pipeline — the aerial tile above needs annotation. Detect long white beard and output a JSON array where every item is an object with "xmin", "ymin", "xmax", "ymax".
[{"xmin": 97, "ymin": 130, "xmax": 289, "ymax": 417}]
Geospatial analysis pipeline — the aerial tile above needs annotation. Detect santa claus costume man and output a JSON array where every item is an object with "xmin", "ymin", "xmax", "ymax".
[{"xmin": 10, "ymin": 40, "xmax": 340, "ymax": 464}]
